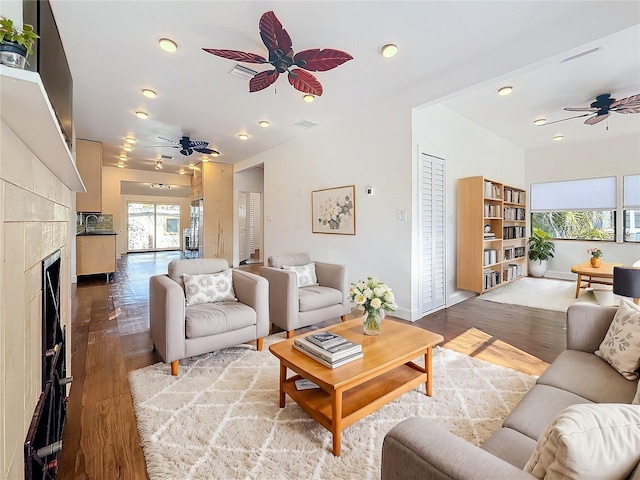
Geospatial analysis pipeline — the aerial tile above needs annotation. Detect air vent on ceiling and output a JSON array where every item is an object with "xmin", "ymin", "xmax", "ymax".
[
  {"xmin": 160, "ymin": 155, "xmax": 174, "ymax": 160},
  {"xmin": 229, "ymin": 64, "xmax": 259, "ymax": 80},
  {"xmin": 559, "ymin": 46, "xmax": 601, "ymax": 63},
  {"xmin": 294, "ymin": 119, "xmax": 320, "ymax": 129}
]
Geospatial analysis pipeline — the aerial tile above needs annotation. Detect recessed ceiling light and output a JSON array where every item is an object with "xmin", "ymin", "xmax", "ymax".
[
  {"xmin": 141, "ymin": 88, "xmax": 157, "ymax": 98},
  {"xmin": 119, "ymin": 155, "xmax": 128, "ymax": 161},
  {"xmin": 302, "ymin": 94, "xmax": 315, "ymax": 103},
  {"xmin": 178, "ymin": 170, "xmax": 186, "ymax": 175},
  {"xmin": 201, "ymin": 157, "xmax": 209, "ymax": 163},
  {"xmin": 534, "ymin": 118, "xmax": 547, "ymax": 126},
  {"xmin": 379, "ymin": 43, "xmax": 398, "ymax": 58},
  {"xmin": 117, "ymin": 163, "xmax": 125, "ymax": 168},
  {"xmin": 188, "ymin": 164, "xmax": 195, "ymax": 169},
  {"xmin": 237, "ymin": 133, "xmax": 249, "ymax": 140},
  {"xmin": 497, "ymin": 86, "xmax": 513, "ymax": 96},
  {"xmin": 158, "ymin": 38, "xmax": 178, "ymax": 52},
  {"xmin": 210, "ymin": 150, "xmax": 220, "ymax": 157},
  {"xmin": 258, "ymin": 120, "xmax": 270, "ymax": 128},
  {"xmin": 125, "ymin": 136, "xmax": 136, "ymax": 144},
  {"xmin": 135, "ymin": 110, "xmax": 149, "ymax": 119},
  {"xmin": 123, "ymin": 145, "xmax": 132, "ymax": 152},
  {"xmin": 553, "ymin": 135, "xmax": 564, "ymax": 141}
]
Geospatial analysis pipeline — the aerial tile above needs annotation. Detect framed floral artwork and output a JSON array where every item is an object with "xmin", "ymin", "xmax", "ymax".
[{"xmin": 312, "ymin": 185, "xmax": 356, "ymax": 235}]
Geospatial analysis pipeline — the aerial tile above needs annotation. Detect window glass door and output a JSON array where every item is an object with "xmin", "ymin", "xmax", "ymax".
[{"xmin": 128, "ymin": 202, "xmax": 180, "ymax": 251}]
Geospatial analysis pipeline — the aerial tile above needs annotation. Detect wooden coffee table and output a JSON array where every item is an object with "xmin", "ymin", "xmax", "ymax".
[
  {"xmin": 571, "ymin": 261, "xmax": 623, "ymax": 298},
  {"xmin": 269, "ymin": 318, "xmax": 443, "ymax": 456}
]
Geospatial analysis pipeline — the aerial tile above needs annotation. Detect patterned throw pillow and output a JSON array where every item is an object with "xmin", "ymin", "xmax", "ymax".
[
  {"xmin": 595, "ymin": 299, "xmax": 640, "ymax": 380},
  {"xmin": 282, "ymin": 262, "xmax": 318, "ymax": 288},
  {"xmin": 183, "ymin": 270, "xmax": 237, "ymax": 306}
]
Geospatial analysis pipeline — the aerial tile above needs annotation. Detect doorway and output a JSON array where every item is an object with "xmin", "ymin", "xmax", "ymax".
[
  {"xmin": 238, "ymin": 192, "xmax": 262, "ymax": 264},
  {"xmin": 127, "ymin": 202, "xmax": 181, "ymax": 252}
]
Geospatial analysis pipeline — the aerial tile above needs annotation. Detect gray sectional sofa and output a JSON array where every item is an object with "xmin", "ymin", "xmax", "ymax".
[{"xmin": 381, "ymin": 303, "xmax": 640, "ymax": 480}]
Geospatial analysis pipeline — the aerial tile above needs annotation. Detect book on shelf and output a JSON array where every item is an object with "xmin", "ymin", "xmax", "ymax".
[
  {"xmin": 293, "ymin": 344, "xmax": 363, "ymax": 369},
  {"xmin": 305, "ymin": 331, "xmax": 348, "ymax": 349},
  {"xmin": 294, "ymin": 336, "xmax": 362, "ymax": 362},
  {"xmin": 294, "ymin": 378, "xmax": 320, "ymax": 390}
]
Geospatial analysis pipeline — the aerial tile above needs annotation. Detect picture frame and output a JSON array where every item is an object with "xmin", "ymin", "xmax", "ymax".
[{"xmin": 312, "ymin": 185, "xmax": 356, "ymax": 235}]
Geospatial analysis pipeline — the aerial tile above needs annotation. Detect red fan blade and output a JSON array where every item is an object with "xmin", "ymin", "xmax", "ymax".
[
  {"xmin": 202, "ymin": 49, "xmax": 267, "ymax": 64},
  {"xmin": 585, "ymin": 113, "xmax": 610, "ymax": 125},
  {"xmin": 611, "ymin": 94, "xmax": 640, "ymax": 114},
  {"xmin": 259, "ymin": 11, "xmax": 292, "ymax": 55},
  {"xmin": 294, "ymin": 49, "xmax": 353, "ymax": 72},
  {"xmin": 249, "ymin": 70, "xmax": 280, "ymax": 93},
  {"xmin": 564, "ymin": 107, "xmax": 598, "ymax": 112},
  {"xmin": 288, "ymin": 69, "xmax": 323, "ymax": 95}
]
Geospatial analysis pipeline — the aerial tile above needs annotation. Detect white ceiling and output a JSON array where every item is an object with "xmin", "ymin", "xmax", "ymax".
[{"xmin": 48, "ymin": 1, "xmax": 640, "ymax": 176}]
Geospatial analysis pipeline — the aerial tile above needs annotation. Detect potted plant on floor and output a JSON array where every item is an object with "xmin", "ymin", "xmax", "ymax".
[
  {"xmin": 528, "ymin": 228, "xmax": 555, "ymax": 277},
  {"xmin": 0, "ymin": 16, "xmax": 39, "ymax": 69}
]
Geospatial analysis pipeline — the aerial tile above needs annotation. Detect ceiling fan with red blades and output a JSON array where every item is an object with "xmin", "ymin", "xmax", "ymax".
[
  {"xmin": 202, "ymin": 11, "xmax": 353, "ymax": 96},
  {"xmin": 544, "ymin": 93, "xmax": 640, "ymax": 126}
]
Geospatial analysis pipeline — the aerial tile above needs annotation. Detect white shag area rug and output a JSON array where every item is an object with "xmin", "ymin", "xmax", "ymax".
[
  {"xmin": 477, "ymin": 277, "xmax": 616, "ymax": 312},
  {"xmin": 129, "ymin": 335, "xmax": 535, "ymax": 480}
]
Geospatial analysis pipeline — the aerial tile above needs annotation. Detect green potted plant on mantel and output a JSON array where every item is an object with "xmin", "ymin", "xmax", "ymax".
[
  {"xmin": 528, "ymin": 228, "xmax": 555, "ymax": 277},
  {"xmin": 0, "ymin": 16, "xmax": 39, "ymax": 69}
]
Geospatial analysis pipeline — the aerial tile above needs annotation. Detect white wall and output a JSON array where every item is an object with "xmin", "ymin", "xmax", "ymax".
[
  {"xmin": 236, "ymin": 95, "xmax": 415, "ymax": 319},
  {"xmin": 412, "ymin": 104, "xmax": 526, "ymax": 310},
  {"xmin": 101, "ymin": 167, "xmax": 191, "ymax": 256},
  {"xmin": 526, "ymin": 134, "xmax": 640, "ymax": 277}
]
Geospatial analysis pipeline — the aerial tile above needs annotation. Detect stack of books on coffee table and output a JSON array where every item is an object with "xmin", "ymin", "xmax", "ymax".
[{"xmin": 293, "ymin": 331, "xmax": 363, "ymax": 369}]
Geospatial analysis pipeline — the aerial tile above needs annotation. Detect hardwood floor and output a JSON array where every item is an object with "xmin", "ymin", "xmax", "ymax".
[{"xmin": 58, "ymin": 252, "xmax": 566, "ymax": 479}]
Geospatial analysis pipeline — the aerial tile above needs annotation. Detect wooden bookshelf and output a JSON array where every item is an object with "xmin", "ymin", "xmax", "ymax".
[{"xmin": 457, "ymin": 176, "xmax": 527, "ymax": 293}]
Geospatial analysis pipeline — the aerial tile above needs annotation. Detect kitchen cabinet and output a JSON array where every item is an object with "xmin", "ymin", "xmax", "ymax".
[
  {"xmin": 76, "ymin": 139, "xmax": 102, "ymax": 212},
  {"xmin": 76, "ymin": 234, "xmax": 116, "ymax": 279}
]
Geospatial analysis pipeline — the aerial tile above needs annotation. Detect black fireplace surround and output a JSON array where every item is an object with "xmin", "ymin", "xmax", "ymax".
[{"xmin": 24, "ymin": 250, "xmax": 70, "ymax": 479}]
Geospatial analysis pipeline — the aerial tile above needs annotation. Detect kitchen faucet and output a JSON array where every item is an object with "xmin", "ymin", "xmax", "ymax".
[{"xmin": 85, "ymin": 214, "xmax": 99, "ymax": 232}]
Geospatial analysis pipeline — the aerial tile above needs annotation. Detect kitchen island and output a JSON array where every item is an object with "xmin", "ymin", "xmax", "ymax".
[{"xmin": 76, "ymin": 231, "xmax": 117, "ymax": 281}]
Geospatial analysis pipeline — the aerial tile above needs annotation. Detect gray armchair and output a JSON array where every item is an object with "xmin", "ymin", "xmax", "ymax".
[
  {"xmin": 149, "ymin": 258, "xmax": 269, "ymax": 376},
  {"xmin": 260, "ymin": 253, "xmax": 350, "ymax": 338}
]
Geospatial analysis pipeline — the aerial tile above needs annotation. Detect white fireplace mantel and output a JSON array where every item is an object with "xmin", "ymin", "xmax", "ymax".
[{"xmin": 0, "ymin": 65, "xmax": 85, "ymax": 192}]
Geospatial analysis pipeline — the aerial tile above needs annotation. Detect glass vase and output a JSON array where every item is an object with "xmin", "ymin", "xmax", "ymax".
[{"xmin": 363, "ymin": 309, "xmax": 384, "ymax": 335}]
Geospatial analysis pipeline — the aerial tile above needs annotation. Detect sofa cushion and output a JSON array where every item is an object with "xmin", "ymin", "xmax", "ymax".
[
  {"xmin": 480, "ymin": 427, "xmax": 537, "ymax": 470},
  {"xmin": 185, "ymin": 302, "xmax": 256, "ymax": 338},
  {"xmin": 537, "ymin": 350, "xmax": 639, "ymax": 403},
  {"xmin": 524, "ymin": 403, "xmax": 640, "ymax": 480},
  {"xmin": 298, "ymin": 285, "xmax": 342, "ymax": 312},
  {"xmin": 595, "ymin": 299, "xmax": 640, "ymax": 380},
  {"xmin": 282, "ymin": 262, "xmax": 318, "ymax": 287},
  {"xmin": 183, "ymin": 270, "xmax": 237, "ymax": 306},
  {"xmin": 503, "ymin": 385, "xmax": 591, "ymax": 441}
]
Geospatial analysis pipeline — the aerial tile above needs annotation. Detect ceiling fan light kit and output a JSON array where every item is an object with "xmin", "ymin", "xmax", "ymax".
[{"xmin": 203, "ymin": 11, "xmax": 352, "ymax": 96}]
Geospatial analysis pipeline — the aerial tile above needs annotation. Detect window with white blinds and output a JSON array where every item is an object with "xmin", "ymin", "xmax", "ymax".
[{"xmin": 623, "ymin": 174, "xmax": 640, "ymax": 243}]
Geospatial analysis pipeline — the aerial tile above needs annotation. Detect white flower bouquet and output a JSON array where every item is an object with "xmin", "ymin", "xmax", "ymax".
[{"xmin": 348, "ymin": 277, "xmax": 397, "ymax": 316}]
